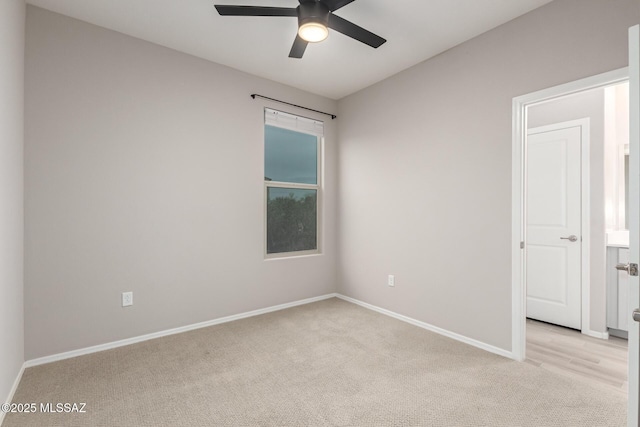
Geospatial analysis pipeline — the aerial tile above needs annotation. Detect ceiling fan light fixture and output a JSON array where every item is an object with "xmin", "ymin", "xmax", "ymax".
[{"xmin": 298, "ymin": 22, "xmax": 329, "ymax": 43}]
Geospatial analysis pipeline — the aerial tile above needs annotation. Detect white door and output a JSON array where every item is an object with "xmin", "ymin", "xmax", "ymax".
[
  {"xmin": 627, "ymin": 24, "xmax": 639, "ymax": 427},
  {"xmin": 526, "ymin": 123, "xmax": 583, "ymax": 330}
]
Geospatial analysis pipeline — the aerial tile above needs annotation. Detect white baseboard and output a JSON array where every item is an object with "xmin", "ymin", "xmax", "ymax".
[
  {"xmin": 582, "ymin": 329, "xmax": 610, "ymax": 340},
  {"xmin": 26, "ymin": 293, "xmax": 338, "ymax": 368},
  {"xmin": 0, "ymin": 362, "xmax": 26, "ymax": 425},
  {"xmin": 335, "ymin": 294, "xmax": 514, "ymax": 360},
  {"xmin": 26, "ymin": 292, "xmax": 514, "ymax": 368}
]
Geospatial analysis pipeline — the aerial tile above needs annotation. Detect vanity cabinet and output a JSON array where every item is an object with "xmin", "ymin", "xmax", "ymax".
[{"xmin": 606, "ymin": 246, "xmax": 630, "ymax": 337}]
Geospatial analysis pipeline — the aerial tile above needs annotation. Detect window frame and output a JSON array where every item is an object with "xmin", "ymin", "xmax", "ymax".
[{"xmin": 263, "ymin": 110, "xmax": 323, "ymax": 259}]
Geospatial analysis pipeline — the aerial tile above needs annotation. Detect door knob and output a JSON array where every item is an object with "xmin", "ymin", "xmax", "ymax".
[
  {"xmin": 633, "ymin": 309, "xmax": 640, "ymax": 323},
  {"xmin": 560, "ymin": 235, "xmax": 578, "ymax": 242},
  {"xmin": 617, "ymin": 263, "xmax": 639, "ymax": 276}
]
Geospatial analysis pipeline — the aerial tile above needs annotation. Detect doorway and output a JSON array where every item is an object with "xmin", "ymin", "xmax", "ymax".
[{"xmin": 511, "ymin": 67, "xmax": 629, "ymax": 362}]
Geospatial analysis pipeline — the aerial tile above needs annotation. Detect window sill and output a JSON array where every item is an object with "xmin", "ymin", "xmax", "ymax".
[{"xmin": 264, "ymin": 251, "xmax": 322, "ymax": 261}]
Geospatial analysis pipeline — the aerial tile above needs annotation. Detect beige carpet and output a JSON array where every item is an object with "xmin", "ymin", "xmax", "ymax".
[{"xmin": 3, "ymin": 298, "xmax": 626, "ymax": 427}]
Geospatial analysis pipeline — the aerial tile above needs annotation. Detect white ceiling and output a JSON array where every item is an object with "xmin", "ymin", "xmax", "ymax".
[{"xmin": 26, "ymin": 0, "xmax": 554, "ymax": 100}]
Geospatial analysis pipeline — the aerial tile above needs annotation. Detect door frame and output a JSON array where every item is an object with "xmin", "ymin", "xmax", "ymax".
[
  {"xmin": 628, "ymin": 24, "xmax": 639, "ymax": 427},
  {"xmin": 526, "ymin": 118, "xmax": 590, "ymax": 332},
  {"xmin": 511, "ymin": 67, "xmax": 629, "ymax": 362}
]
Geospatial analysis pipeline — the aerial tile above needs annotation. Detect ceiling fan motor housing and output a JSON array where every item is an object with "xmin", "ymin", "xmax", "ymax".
[{"xmin": 297, "ymin": 1, "xmax": 330, "ymax": 30}]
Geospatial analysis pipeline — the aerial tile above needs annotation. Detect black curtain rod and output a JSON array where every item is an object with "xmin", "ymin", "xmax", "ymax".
[{"xmin": 251, "ymin": 94, "xmax": 336, "ymax": 120}]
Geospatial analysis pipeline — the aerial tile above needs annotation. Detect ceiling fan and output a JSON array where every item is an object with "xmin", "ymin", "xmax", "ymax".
[{"xmin": 214, "ymin": 0, "xmax": 386, "ymax": 58}]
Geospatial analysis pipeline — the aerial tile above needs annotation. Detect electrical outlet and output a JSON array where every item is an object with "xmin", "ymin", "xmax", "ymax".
[
  {"xmin": 388, "ymin": 275, "xmax": 395, "ymax": 287},
  {"xmin": 122, "ymin": 291, "xmax": 133, "ymax": 307}
]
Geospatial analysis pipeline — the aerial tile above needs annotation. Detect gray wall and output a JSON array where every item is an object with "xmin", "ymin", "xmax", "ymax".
[
  {"xmin": 22, "ymin": 0, "xmax": 640, "ymax": 361},
  {"xmin": 0, "ymin": 0, "xmax": 25, "ymax": 404},
  {"xmin": 25, "ymin": 7, "xmax": 338, "ymax": 360},
  {"xmin": 528, "ymin": 89, "xmax": 607, "ymax": 334},
  {"xmin": 336, "ymin": 0, "xmax": 639, "ymax": 351}
]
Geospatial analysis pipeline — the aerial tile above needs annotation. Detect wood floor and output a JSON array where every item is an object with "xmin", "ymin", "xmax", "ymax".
[{"xmin": 526, "ymin": 319, "xmax": 628, "ymax": 397}]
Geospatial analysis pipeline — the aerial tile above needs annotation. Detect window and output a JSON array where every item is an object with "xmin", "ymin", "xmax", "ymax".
[{"xmin": 264, "ymin": 109, "xmax": 322, "ymax": 256}]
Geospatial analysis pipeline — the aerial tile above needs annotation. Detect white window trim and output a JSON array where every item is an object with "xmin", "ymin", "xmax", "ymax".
[{"xmin": 264, "ymin": 110, "xmax": 323, "ymax": 259}]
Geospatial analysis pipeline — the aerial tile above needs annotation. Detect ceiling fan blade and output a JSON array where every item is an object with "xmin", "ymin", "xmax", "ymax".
[
  {"xmin": 215, "ymin": 5, "xmax": 297, "ymax": 17},
  {"xmin": 289, "ymin": 35, "xmax": 308, "ymax": 58},
  {"xmin": 327, "ymin": 14, "xmax": 386, "ymax": 48},
  {"xmin": 321, "ymin": 0, "xmax": 356, "ymax": 12}
]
